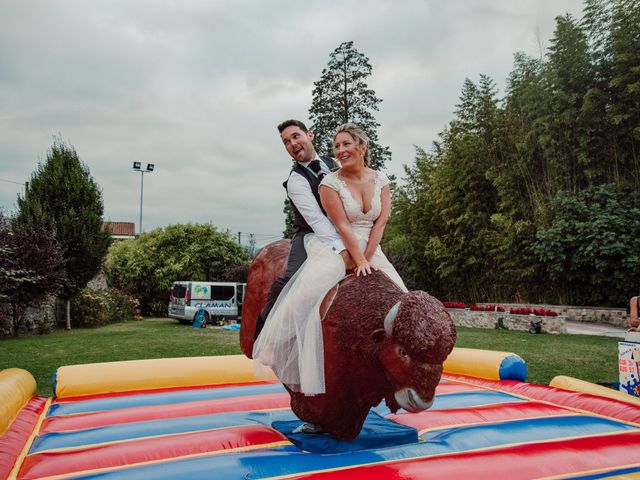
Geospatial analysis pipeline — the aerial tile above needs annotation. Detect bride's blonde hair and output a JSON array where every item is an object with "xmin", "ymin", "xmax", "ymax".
[{"xmin": 333, "ymin": 123, "xmax": 370, "ymax": 167}]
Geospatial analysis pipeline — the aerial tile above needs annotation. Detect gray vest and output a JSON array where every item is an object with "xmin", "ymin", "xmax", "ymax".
[{"xmin": 283, "ymin": 156, "xmax": 337, "ymax": 236}]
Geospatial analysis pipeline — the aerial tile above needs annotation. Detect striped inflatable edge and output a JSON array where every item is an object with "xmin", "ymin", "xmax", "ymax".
[
  {"xmin": 443, "ymin": 348, "xmax": 526, "ymax": 382},
  {"xmin": 550, "ymin": 375, "xmax": 640, "ymax": 407},
  {"xmin": 0, "ymin": 368, "xmax": 45, "ymax": 480},
  {"xmin": 52, "ymin": 348, "xmax": 527, "ymax": 399},
  {"xmin": 53, "ymin": 355, "xmax": 278, "ymax": 399},
  {"xmin": 0, "ymin": 369, "xmax": 37, "ymax": 436}
]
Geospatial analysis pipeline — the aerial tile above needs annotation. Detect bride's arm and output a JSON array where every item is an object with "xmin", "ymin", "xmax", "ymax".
[
  {"xmin": 363, "ymin": 185, "xmax": 391, "ymax": 261},
  {"xmin": 319, "ymin": 185, "xmax": 373, "ymax": 276}
]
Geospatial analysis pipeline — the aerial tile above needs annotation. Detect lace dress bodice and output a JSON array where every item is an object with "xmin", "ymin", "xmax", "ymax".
[
  {"xmin": 253, "ymin": 168, "xmax": 405, "ymax": 395},
  {"xmin": 320, "ymin": 171, "xmax": 389, "ymax": 231}
]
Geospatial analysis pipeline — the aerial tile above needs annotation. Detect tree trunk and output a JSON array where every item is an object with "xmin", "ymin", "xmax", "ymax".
[
  {"xmin": 66, "ymin": 299, "xmax": 71, "ymax": 330},
  {"xmin": 12, "ymin": 303, "xmax": 19, "ymax": 337}
]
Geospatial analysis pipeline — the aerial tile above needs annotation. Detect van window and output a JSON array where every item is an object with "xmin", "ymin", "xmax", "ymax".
[
  {"xmin": 211, "ymin": 285, "xmax": 235, "ymax": 300},
  {"xmin": 172, "ymin": 284, "xmax": 187, "ymax": 299},
  {"xmin": 192, "ymin": 284, "xmax": 210, "ymax": 300}
]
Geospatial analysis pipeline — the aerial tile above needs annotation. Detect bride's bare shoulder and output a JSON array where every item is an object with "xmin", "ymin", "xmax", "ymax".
[{"xmin": 365, "ymin": 168, "xmax": 379, "ymax": 182}]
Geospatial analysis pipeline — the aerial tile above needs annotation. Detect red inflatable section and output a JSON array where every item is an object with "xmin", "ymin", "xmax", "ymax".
[
  {"xmin": 19, "ymin": 425, "xmax": 289, "ymax": 480},
  {"xmin": 445, "ymin": 373, "xmax": 640, "ymax": 425},
  {"xmin": 390, "ymin": 400, "xmax": 570, "ymax": 432},
  {"xmin": 0, "ymin": 397, "xmax": 47, "ymax": 480},
  {"xmin": 41, "ymin": 392, "xmax": 291, "ymax": 433},
  {"xmin": 284, "ymin": 431, "xmax": 640, "ymax": 480}
]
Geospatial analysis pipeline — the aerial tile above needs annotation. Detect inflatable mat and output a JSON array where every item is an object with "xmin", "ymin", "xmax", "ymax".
[{"xmin": 2, "ymin": 348, "xmax": 640, "ymax": 479}]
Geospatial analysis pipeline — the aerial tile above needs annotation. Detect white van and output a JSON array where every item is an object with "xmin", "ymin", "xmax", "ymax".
[{"xmin": 168, "ymin": 281, "xmax": 246, "ymax": 325}]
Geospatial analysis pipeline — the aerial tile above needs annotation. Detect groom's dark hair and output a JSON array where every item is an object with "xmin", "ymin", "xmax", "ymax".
[{"xmin": 277, "ymin": 119, "xmax": 308, "ymax": 134}]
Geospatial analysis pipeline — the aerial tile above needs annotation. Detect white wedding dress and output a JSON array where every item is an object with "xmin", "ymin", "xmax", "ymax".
[{"xmin": 253, "ymin": 170, "xmax": 407, "ymax": 395}]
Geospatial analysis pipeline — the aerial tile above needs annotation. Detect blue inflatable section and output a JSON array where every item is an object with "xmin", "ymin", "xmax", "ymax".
[
  {"xmin": 273, "ymin": 411, "xmax": 418, "ymax": 454},
  {"xmin": 499, "ymin": 354, "xmax": 527, "ymax": 381},
  {"xmin": 67, "ymin": 415, "xmax": 635, "ymax": 480}
]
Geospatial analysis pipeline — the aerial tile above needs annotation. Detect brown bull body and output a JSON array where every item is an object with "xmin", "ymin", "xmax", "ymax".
[{"xmin": 240, "ymin": 239, "xmax": 456, "ymax": 440}]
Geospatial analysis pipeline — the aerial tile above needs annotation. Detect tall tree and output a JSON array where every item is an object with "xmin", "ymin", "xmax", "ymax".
[
  {"xmin": 309, "ymin": 41, "xmax": 391, "ymax": 170},
  {"xmin": 543, "ymin": 13, "xmax": 593, "ymax": 191},
  {"xmin": 16, "ymin": 138, "xmax": 111, "ymax": 329},
  {"xmin": 384, "ymin": 147, "xmax": 443, "ymax": 295},
  {"xmin": 384, "ymin": 0, "xmax": 640, "ymax": 307},
  {"xmin": 609, "ymin": 0, "xmax": 640, "ymax": 188}
]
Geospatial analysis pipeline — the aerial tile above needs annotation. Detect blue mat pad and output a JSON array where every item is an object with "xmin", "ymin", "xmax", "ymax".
[{"xmin": 272, "ymin": 410, "xmax": 418, "ymax": 454}]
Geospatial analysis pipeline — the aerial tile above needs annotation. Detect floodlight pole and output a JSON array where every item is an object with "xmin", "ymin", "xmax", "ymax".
[
  {"xmin": 139, "ymin": 171, "xmax": 145, "ymax": 235},
  {"xmin": 133, "ymin": 163, "xmax": 155, "ymax": 236}
]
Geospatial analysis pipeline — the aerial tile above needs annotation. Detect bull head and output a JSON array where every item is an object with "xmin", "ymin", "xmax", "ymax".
[{"xmin": 378, "ymin": 294, "xmax": 456, "ymax": 413}]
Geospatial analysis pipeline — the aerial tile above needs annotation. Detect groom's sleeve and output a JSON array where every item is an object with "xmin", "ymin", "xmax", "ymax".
[{"xmin": 287, "ymin": 172, "xmax": 346, "ymax": 253}]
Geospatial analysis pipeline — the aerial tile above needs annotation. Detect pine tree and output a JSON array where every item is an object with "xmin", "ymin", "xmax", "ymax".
[
  {"xmin": 309, "ymin": 41, "xmax": 391, "ymax": 170},
  {"xmin": 16, "ymin": 137, "xmax": 111, "ymax": 329},
  {"xmin": 282, "ymin": 198, "xmax": 294, "ymax": 239}
]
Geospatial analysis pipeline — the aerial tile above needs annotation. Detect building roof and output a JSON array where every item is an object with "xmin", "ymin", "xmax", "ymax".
[{"xmin": 104, "ymin": 222, "xmax": 135, "ymax": 237}]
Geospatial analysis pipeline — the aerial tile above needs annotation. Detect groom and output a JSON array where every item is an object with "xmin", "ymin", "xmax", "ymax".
[{"xmin": 254, "ymin": 119, "xmax": 354, "ymax": 340}]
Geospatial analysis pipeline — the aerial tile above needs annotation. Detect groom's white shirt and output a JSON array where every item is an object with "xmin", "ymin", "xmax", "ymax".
[{"xmin": 286, "ymin": 155, "xmax": 345, "ymax": 254}]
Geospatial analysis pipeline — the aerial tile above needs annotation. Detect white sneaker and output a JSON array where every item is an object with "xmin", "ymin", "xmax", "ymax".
[{"xmin": 292, "ymin": 422, "xmax": 325, "ymax": 434}]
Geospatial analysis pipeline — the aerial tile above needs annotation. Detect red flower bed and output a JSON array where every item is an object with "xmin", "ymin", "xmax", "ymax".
[
  {"xmin": 443, "ymin": 302, "xmax": 466, "ymax": 309},
  {"xmin": 470, "ymin": 304, "xmax": 505, "ymax": 312},
  {"xmin": 509, "ymin": 307, "xmax": 558, "ymax": 317}
]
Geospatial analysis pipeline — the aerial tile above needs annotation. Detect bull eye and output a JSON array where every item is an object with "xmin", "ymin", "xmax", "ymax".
[{"xmin": 398, "ymin": 347, "xmax": 408, "ymax": 358}]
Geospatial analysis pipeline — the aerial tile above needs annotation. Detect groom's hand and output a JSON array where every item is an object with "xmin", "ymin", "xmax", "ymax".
[{"xmin": 339, "ymin": 250, "xmax": 355, "ymax": 271}]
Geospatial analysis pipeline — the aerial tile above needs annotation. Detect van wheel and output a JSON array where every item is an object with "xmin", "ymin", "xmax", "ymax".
[{"xmin": 201, "ymin": 312, "xmax": 210, "ymax": 327}]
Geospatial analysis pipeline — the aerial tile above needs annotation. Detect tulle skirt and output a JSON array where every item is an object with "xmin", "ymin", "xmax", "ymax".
[
  {"xmin": 253, "ymin": 234, "xmax": 345, "ymax": 395},
  {"xmin": 252, "ymin": 229, "xmax": 408, "ymax": 395}
]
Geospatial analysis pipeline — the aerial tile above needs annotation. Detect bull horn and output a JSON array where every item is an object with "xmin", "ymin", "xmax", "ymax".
[{"xmin": 383, "ymin": 302, "xmax": 401, "ymax": 335}]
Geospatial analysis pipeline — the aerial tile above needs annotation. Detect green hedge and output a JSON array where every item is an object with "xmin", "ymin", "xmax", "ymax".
[{"xmin": 71, "ymin": 288, "xmax": 140, "ymax": 328}]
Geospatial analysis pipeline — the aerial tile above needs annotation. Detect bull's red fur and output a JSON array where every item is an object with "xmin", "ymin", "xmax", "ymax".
[
  {"xmin": 240, "ymin": 239, "xmax": 290, "ymax": 357},
  {"xmin": 241, "ymin": 239, "xmax": 456, "ymax": 439}
]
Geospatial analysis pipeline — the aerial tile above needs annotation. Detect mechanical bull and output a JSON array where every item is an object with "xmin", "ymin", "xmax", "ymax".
[{"xmin": 240, "ymin": 239, "xmax": 456, "ymax": 440}]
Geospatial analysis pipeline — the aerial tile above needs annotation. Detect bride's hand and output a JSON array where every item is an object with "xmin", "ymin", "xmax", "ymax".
[{"xmin": 355, "ymin": 259, "xmax": 376, "ymax": 277}]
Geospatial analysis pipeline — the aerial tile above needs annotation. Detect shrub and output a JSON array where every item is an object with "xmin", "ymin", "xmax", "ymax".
[
  {"xmin": 71, "ymin": 288, "xmax": 140, "ymax": 328},
  {"xmin": 106, "ymin": 223, "xmax": 250, "ymax": 316}
]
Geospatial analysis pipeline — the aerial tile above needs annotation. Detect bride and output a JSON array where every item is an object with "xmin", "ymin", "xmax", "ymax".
[{"xmin": 253, "ymin": 123, "xmax": 407, "ymax": 395}]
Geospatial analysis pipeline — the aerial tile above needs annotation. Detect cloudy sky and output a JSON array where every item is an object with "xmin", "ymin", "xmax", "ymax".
[{"xmin": 0, "ymin": 0, "xmax": 585, "ymax": 248}]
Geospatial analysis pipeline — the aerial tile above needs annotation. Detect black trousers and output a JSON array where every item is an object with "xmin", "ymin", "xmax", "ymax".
[{"xmin": 254, "ymin": 231, "xmax": 309, "ymax": 341}]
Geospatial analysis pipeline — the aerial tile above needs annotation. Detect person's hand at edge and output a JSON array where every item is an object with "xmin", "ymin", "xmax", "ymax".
[{"xmin": 339, "ymin": 249, "xmax": 356, "ymax": 271}]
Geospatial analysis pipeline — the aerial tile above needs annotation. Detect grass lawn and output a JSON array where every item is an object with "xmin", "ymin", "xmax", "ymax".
[
  {"xmin": 455, "ymin": 326, "xmax": 619, "ymax": 387},
  {"xmin": 0, "ymin": 318, "xmax": 620, "ymax": 397},
  {"xmin": 0, "ymin": 318, "xmax": 243, "ymax": 397}
]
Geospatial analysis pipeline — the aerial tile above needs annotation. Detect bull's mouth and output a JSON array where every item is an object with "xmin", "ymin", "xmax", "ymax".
[{"xmin": 395, "ymin": 388, "xmax": 433, "ymax": 413}]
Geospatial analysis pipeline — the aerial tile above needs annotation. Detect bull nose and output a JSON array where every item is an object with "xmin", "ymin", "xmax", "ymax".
[{"xmin": 395, "ymin": 388, "xmax": 433, "ymax": 413}]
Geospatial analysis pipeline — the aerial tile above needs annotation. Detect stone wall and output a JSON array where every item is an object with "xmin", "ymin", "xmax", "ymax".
[
  {"xmin": 0, "ymin": 296, "xmax": 57, "ymax": 336},
  {"xmin": 86, "ymin": 271, "xmax": 108, "ymax": 290},
  {"xmin": 447, "ymin": 308, "xmax": 567, "ymax": 334},
  {"xmin": 477, "ymin": 303, "xmax": 629, "ymax": 328}
]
